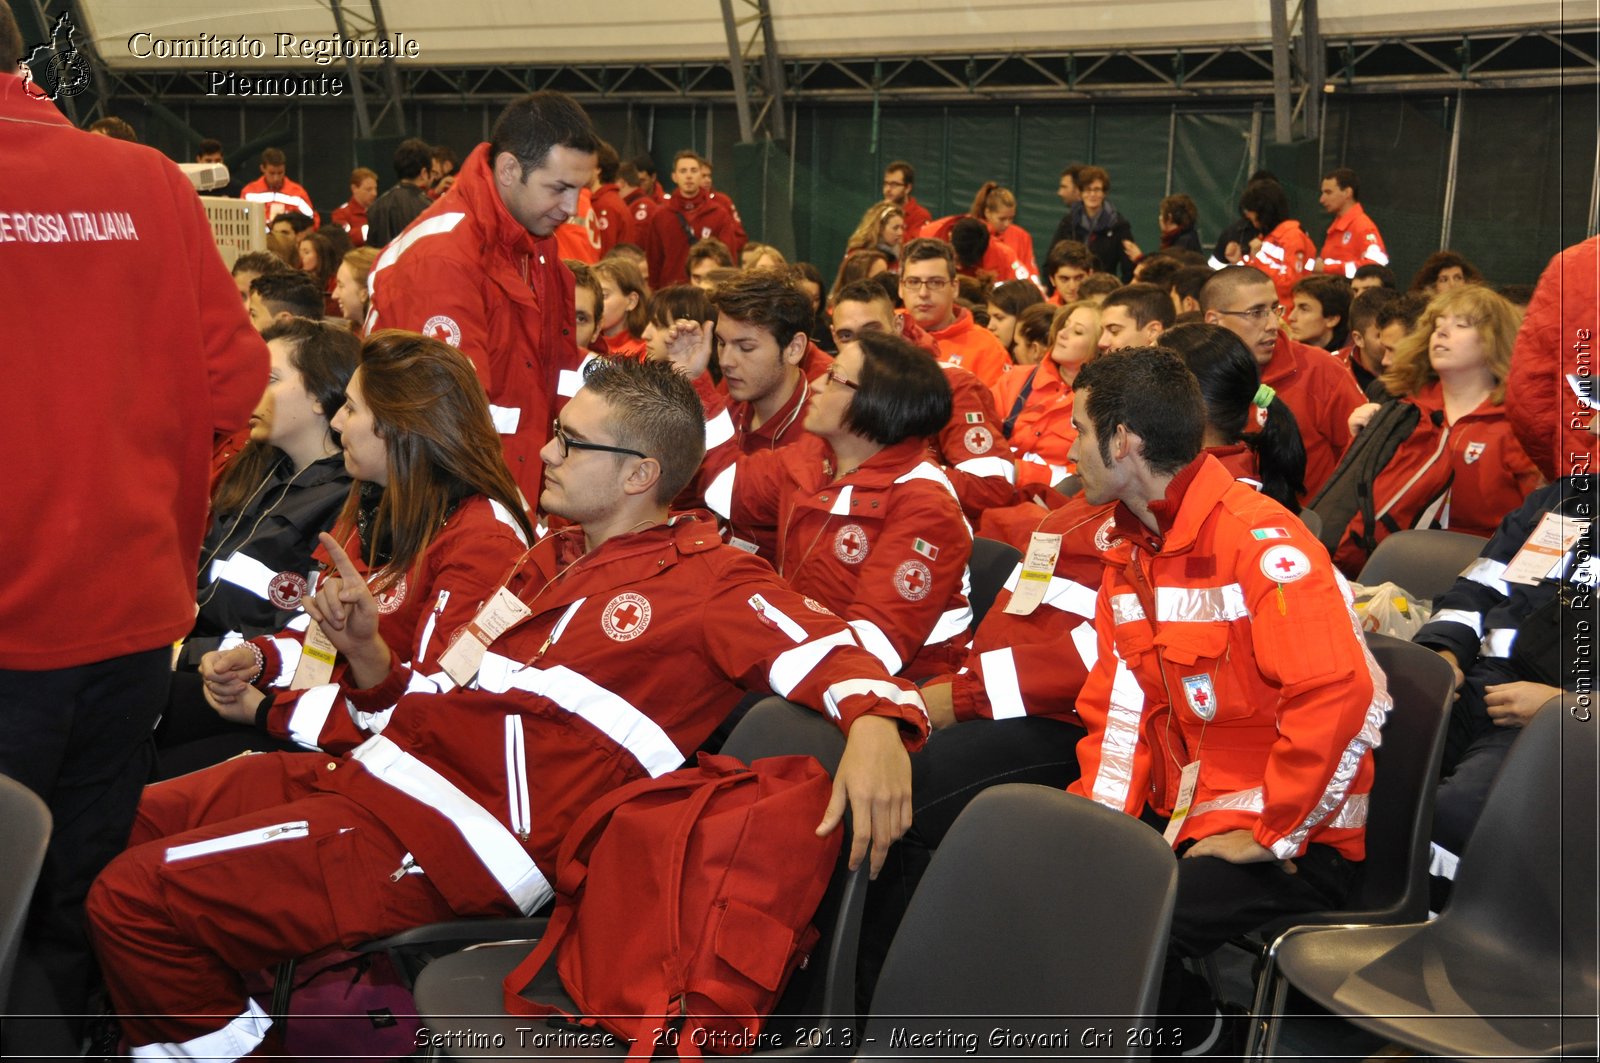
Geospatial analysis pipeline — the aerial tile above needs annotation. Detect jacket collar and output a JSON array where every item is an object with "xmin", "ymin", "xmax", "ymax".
[
  {"xmin": 0, "ymin": 72, "xmax": 72, "ymax": 124},
  {"xmin": 533, "ymin": 512, "xmax": 721, "ymax": 610},
  {"xmin": 1110, "ymin": 452, "xmax": 1228, "ymax": 555},
  {"xmin": 820, "ymin": 437, "xmax": 933, "ymax": 491},
  {"xmin": 447, "ymin": 143, "xmax": 542, "ymax": 258}
]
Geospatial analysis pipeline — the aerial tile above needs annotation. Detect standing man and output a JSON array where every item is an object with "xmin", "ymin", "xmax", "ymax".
[
  {"xmin": 366, "ymin": 91, "xmax": 599, "ymax": 504},
  {"xmin": 365, "ymin": 137, "xmax": 435, "ymax": 250},
  {"xmin": 590, "ymin": 140, "xmax": 634, "ymax": 255},
  {"xmin": 0, "ymin": 6, "xmax": 266, "ymax": 1043},
  {"xmin": 1048, "ymin": 162, "xmax": 1086, "ymax": 249},
  {"xmin": 617, "ymin": 158, "xmax": 660, "ymax": 277},
  {"xmin": 648, "ymin": 150, "xmax": 746, "ymax": 285},
  {"xmin": 1316, "ymin": 167, "xmax": 1389, "ymax": 279},
  {"xmin": 331, "ymin": 165, "xmax": 378, "ymax": 246},
  {"xmin": 883, "ymin": 160, "xmax": 930, "ymax": 239},
  {"xmin": 240, "ymin": 146, "xmax": 318, "ymax": 227}
]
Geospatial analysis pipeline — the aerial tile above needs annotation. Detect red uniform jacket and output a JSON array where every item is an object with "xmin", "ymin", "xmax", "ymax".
[
  {"xmin": 0, "ymin": 73, "xmax": 266, "ymax": 669},
  {"xmin": 702, "ymin": 373, "xmax": 819, "ymax": 559},
  {"xmin": 649, "ymin": 189, "xmax": 747, "ymax": 285},
  {"xmin": 995, "ymin": 224, "xmax": 1039, "ymax": 279},
  {"xmin": 929, "ymin": 307, "xmax": 1013, "ymax": 389},
  {"xmin": 901, "ymin": 195, "xmax": 931, "ymax": 242},
  {"xmin": 624, "ymin": 189, "xmax": 662, "ymax": 271},
  {"xmin": 366, "ymin": 143, "xmax": 583, "ymax": 504},
  {"xmin": 1262, "ymin": 332, "xmax": 1365, "ymax": 499},
  {"xmin": 241, "ymin": 175, "xmax": 318, "ymax": 227},
  {"xmin": 993, "ymin": 358, "xmax": 1078, "ymax": 488},
  {"xmin": 1242, "ymin": 222, "xmax": 1316, "ymax": 308},
  {"xmin": 279, "ymin": 516, "xmax": 930, "ymax": 916},
  {"xmin": 602, "ymin": 330, "xmax": 648, "ymax": 361},
  {"xmin": 591, "ymin": 182, "xmax": 635, "ymax": 254},
  {"xmin": 918, "ymin": 215, "xmax": 1032, "ymax": 284},
  {"xmin": 722, "ymin": 437, "xmax": 973, "ymax": 682},
  {"xmin": 1318, "ymin": 203, "xmax": 1387, "ymax": 279},
  {"xmin": 555, "ymin": 187, "xmax": 602, "ymax": 264},
  {"xmin": 1506, "ymin": 235, "xmax": 1599, "ymax": 481},
  {"xmin": 1071, "ymin": 455, "xmax": 1390, "ymax": 860},
  {"xmin": 332, "ymin": 197, "xmax": 369, "ymax": 246}
]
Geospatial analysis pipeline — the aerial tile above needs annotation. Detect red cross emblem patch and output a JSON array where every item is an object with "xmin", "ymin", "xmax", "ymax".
[
  {"xmin": 963, "ymin": 425, "xmax": 994, "ymax": 455},
  {"xmin": 601, "ymin": 592, "xmax": 652, "ymax": 642},
  {"xmin": 834, "ymin": 524, "xmax": 870, "ymax": 564},
  {"xmin": 894, "ymin": 559, "xmax": 933, "ymax": 602},
  {"xmin": 267, "ymin": 571, "xmax": 308, "ymax": 610},
  {"xmin": 422, "ymin": 314, "xmax": 462, "ymax": 347},
  {"xmin": 1259, "ymin": 545, "xmax": 1311, "ymax": 584},
  {"xmin": 374, "ymin": 575, "xmax": 407, "ymax": 614},
  {"xmin": 1182, "ymin": 674, "xmax": 1217, "ymax": 721}
]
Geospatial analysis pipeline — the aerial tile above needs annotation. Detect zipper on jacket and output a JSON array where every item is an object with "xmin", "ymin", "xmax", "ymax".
[
  {"xmin": 389, "ymin": 852, "xmax": 423, "ymax": 882},
  {"xmin": 505, "ymin": 715, "xmax": 532, "ymax": 841},
  {"xmin": 1376, "ymin": 424, "xmax": 1451, "ymax": 522},
  {"xmin": 165, "ymin": 820, "xmax": 310, "ymax": 863}
]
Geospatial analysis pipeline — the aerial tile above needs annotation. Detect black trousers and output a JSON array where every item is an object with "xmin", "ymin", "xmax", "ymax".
[{"xmin": 0, "ymin": 647, "xmax": 169, "ymax": 1036}]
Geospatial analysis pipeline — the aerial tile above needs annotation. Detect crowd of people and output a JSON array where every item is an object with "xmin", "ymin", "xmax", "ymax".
[{"xmin": 3, "ymin": 4, "xmax": 1594, "ymax": 1054}]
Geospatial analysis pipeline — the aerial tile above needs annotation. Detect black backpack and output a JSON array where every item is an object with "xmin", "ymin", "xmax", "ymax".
[{"xmin": 1307, "ymin": 399, "xmax": 1435, "ymax": 557}]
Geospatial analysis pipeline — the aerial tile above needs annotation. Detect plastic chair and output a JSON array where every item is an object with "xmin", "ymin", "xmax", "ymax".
[
  {"xmin": 0, "ymin": 775, "xmax": 51, "ymax": 1009},
  {"xmin": 1295, "ymin": 506, "xmax": 1322, "ymax": 540},
  {"xmin": 1239, "ymin": 633, "xmax": 1457, "ymax": 1056},
  {"xmin": 1258, "ymin": 699, "xmax": 1597, "ymax": 1059},
  {"xmin": 859, "ymin": 784, "xmax": 1177, "ymax": 1058},
  {"xmin": 411, "ymin": 697, "xmax": 864, "ymax": 1058},
  {"xmin": 1356, "ymin": 528, "xmax": 1489, "ymax": 602},
  {"xmin": 967, "ymin": 536, "xmax": 1022, "ymax": 632}
]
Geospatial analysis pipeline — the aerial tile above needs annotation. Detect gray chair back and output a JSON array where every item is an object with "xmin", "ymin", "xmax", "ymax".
[
  {"xmin": 967, "ymin": 537, "xmax": 1022, "ymax": 633},
  {"xmin": 1356, "ymin": 529, "xmax": 1489, "ymax": 601}
]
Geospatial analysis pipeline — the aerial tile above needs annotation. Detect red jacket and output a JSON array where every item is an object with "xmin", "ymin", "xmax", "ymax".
[
  {"xmin": 1318, "ymin": 203, "xmax": 1387, "ymax": 279},
  {"xmin": 283, "ymin": 516, "xmax": 930, "ymax": 915},
  {"xmin": 1242, "ymin": 222, "xmax": 1316, "ymax": 308},
  {"xmin": 1506, "ymin": 235, "xmax": 1599, "ymax": 481},
  {"xmin": 555, "ymin": 187, "xmax": 602, "ymax": 264},
  {"xmin": 918, "ymin": 215, "xmax": 1031, "ymax": 284},
  {"xmin": 332, "ymin": 197, "xmax": 368, "ymax": 246},
  {"xmin": 591, "ymin": 182, "xmax": 635, "ymax": 254},
  {"xmin": 995, "ymin": 224, "xmax": 1038, "ymax": 279},
  {"xmin": 0, "ymin": 73, "xmax": 266, "ymax": 669},
  {"xmin": 1262, "ymin": 332, "xmax": 1365, "ymax": 499},
  {"xmin": 993, "ymin": 358, "xmax": 1078, "ymax": 487},
  {"xmin": 929, "ymin": 307, "xmax": 1013, "ymax": 388},
  {"xmin": 723, "ymin": 438, "xmax": 973, "ymax": 682},
  {"xmin": 366, "ymin": 143, "xmax": 583, "ymax": 504},
  {"xmin": 1071, "ymin": 455, "xmax": 1390, "ymax": 860},
  {"xmin": 901, "ymin": 195, "xmax": 931, "ymax": 241},
  {"xmin": 624, "ymin": 189, "xmax": 662, "ymax": 270},
  {"xmin": 602, "ymin": 330, "xmax": 648, "ymax": 361},
  {"xmin": 701, "ymin": 373, "xmax": 818, "ymax": 559},
  {"xmin": 649, "ymin": 189, "xmax": 747, "ymax": 285},
  {"xmin": 241, "ymin": 175, "xmax": 318, "ymax": 227}
]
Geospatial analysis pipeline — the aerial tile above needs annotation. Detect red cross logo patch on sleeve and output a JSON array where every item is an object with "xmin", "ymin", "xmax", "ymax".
[
  {"xmin": 1259, "ymin": 545, "xmax": 1312, "ymax": 584},
  {"xmin": 1181, "ymin": 674, "xmax": 1217, "ymax": 721},
  {"xmin": 833, "ymin": 524, "xmax": 870, "ymax": 564},
  {"xmin": 963, "ymin": 425, "xmax": 994, "ymax": 455},
  {"xmin": 374, "ymin": 575, "xmax": 408, "ymax": 614},
  {"xmin": 894, "ymin": 559, "xmax": 933, "ymax": 601},
  {"xmin": 267, "ymin": 571, "xmax": 308, "ymax": 610},
  {"xmin": 422, "ymin": 314, "xmax": 462, "ymax": 347},
  {"xmin": 601, "ymin": 592, "xmax": 652, "ymax": 641}
]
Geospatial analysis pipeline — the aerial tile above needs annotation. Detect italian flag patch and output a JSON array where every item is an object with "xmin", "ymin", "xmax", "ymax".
[
  {"xmin": 1251, "ymin": 527, "xmax": 1291, "ymax": 540},
  {"xmin": 965, "ymin": 412, "xmax": 985, "ymax": 424},
  {"xmin": 912, "ymin": 538, "xmax": 940, "ymax": 560}
]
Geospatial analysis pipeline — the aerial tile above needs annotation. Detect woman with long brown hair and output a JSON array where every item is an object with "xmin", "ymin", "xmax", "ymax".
[{"xmin": 186, "ymin": 331, "xmax": 535, "ymax": 768}]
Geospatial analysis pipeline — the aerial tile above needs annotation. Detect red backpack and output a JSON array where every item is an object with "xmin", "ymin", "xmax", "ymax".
[{"xmin": 502, "ymin": 753, "xmax": 840, "ymax": 1059}]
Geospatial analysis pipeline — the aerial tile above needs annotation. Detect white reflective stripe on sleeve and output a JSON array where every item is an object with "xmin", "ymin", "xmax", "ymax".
[
  {"xmin": 1364, "ymin": 246, "xmax": 1390, "ymax": 265},
  {"xmin": 1328, "ymin": 792, "xmax": 1368, "ymax": 828},
  {"xmin": 1429, "ymin": 608, "xmax": 1483, "ymax": 637},
  {"xmin": 823, "ymin": 678, "xmax": 927, "ymax": 725},
  {"xmin": 1257, "ymin": 242, "xmax": 1285, "ymax": 263},
  {"xmin": 268, "ymin": 636, "xmax": 302, "ymax": 688},
  {"xmin": 476, "ymin": 660, "xmax": 683, "ymax": 778},
  {"xmin": 768, "ymin": 630, "xmax": 858, "ymax": 699},
  {"xmin": 748, "ymin": 594, "xmax": 808, "ymax": 644},
  {"xmin": 210, "ymin": 552, "xmax": 277, "ymax": 599},
  {"xmin": 848, "ymin": 619, "xmax": 903, "ymax": 675},
  {"xmin": 129, "ymin": 998, "xmax": 271, "ymax": 1060},
  {"xmin": 954, "ymin": 454, "xmax": 1016, "ymax": 482},
  {"xmin": 1462, "ymin": 557, "xmax": 1509, "ymax": 596},
  {"xmin": 369, "ymin": 212, "xmax": 466, "ymax": 281},
  {"xmin": 1110, "ymin": 593, "xmax": 1146, "ymax": 624},
  {"xmin": 487, "ymin": 498, "xmax": 530, "ymax": 545},
  {"xmin": 704, "ymin": 463, "xmax": 736, "ymax": 518},
  {"xmin": 1020, "ymin": 451, "xmax": 1070, "ymax": 482},
  {"xmin": 705, "ymin": 409, "xmax": 736, "ymax": 450},
  {"xmin": 1070, "ymin": 621, "xmax": 1099, "ymax": 672},
  {"xmin": 286, "ymin": 684, "xmax": 341, "ymax": 749},
  {"xmin": 1481, "ymin": 627, "xmax": 1518, "ymax": 660},
  {"xmin": 893, "ymin": 461, "xmax": 965, "ymax": 510},
  {"xmin": 353, "ymin": 706, "xmax": 395, "ymax": 735},
  {"xmin": 978, "ymin": 647, "xmax": 1026, "ymax": 719},
  {"xmin": 349, "ymin": 735, "xmax": 552, "ymax": 914},
  {"xmin": 1344, "ymin": 261, "xmax": 1357, "ymax": 279},
  {"xmin": 925, "ymin": 604, "xmax": 973, "ymax": 645},
  {"xmin": 828, "ymin": 485, "xmax": 853, "ymax": 515},
  {"xmin": 1090, "ymin": 658, "xmax": 1145, "ymax": 811},
  {"xmin": 1207, "ymin": 254, "xmax": 1227, "ymax": 270},
  {"xmin": 1154, "ymin": 583, "xmax": 1250, "ymax": 623},
  {"xmin": 488, "ymin": 405, "xmax": 522, "ymax": 435},
  {"xmin": 1041, "ymin": 576, "xmax": 1098, "ymax": 617}
]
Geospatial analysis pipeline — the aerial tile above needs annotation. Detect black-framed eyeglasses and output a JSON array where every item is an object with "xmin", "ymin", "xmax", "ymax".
[
  {"xmin": 550, "ymin": 419, "xmax": 648, "ymax": 460},
  {"xmin": 825, "ymin": 365, "xmax": 860, "ymax": 391}
]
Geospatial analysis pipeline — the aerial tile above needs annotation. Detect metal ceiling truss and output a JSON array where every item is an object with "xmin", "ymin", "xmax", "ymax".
[
  {"xmin": 325, "ymin": 0, "xmax": 407, "ymax": 138},
  {"xmin": 96, "ymin": 23, "xmax": 1599, "ymax": 109}
]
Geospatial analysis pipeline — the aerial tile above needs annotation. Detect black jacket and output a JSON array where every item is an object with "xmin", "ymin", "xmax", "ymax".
[{"xmin": 366, "ymin": 182, "xmax": 433, "ymax": 249}]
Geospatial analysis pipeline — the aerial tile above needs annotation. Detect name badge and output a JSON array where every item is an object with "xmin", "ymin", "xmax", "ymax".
[
  {"xmin": 289, "ymin": 620, "xmax": 338, "ymax": 690},
  {"xmin": 1504, "ymin": 513, "xmax": 1588, "ymax": 586},
  {"xmin": 1002, "ymin": 531, "xmax": 1063, "ymax": 616},
  {"xmin": 438, "ymin": 586, "xmax": 532, "ymax": 687}
]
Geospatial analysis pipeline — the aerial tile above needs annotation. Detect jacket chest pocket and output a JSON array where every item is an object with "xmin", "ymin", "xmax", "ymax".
[{"xmin": 1153, "ymin": 624, "xmax": 1237, "ymax": 723}]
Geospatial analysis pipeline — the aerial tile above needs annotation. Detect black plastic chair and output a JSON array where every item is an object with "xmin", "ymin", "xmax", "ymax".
[
  {"xmin": 1356, "ymin": 528, "xmax": 1489, "ymax": 602},
  {"xmin": 410, "ymin": 697, "xmax": 863, "ymax": 1059},
  {"xmin": 1239, "ymin": 632, "xmax": 1457, "ymax": 1055},
  {"xmin": 0, "ymin": 775, "xmax": 51, "ymax": 1009},
  {"xmin": 859, "ymin": 784, "xmax": 1177, "ymax": 1058},
  {"xmin": 1259, "ymin": 698, "xmax": 1597, "ymax": 1059},
  {"xmin": 967, "ymin": 536, "xmax": 1022, "ymax": 632}
]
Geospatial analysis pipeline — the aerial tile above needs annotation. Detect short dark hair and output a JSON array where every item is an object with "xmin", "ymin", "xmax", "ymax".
[
  {"xmin": 630, "ymin": 154, "xmax": 657, "ymax": 179},
  {"xmin": 901, "ymin": 237, "xmax": 956, "ymax": 279},
  {"xmin": 1409, "ymin": 250, "xmax": 1484, "ymax": 293},
  {"xmin": 1044, "ymin": 239, "xmax": 1097, "ymax": 277},
  {"xmin": 260, "ymin": 147, "xmax": 286, "ymax": 168},
  {"xmin": 594, "ymin": 140, "xmax": 620, "ymax": 183},
  {"xmin": 0, "ymin": 4, "xmax": 24, "ymax": 72},
  {"xmin": 489, "ymin": 91, "xmax": 599, "ymax": 173},
  {"xmin": 88, "ymin": 116, "xmax": 137, "ymax": 142},
  {"xmin": 1158, "ymin": 193, "xmax": 1198, "ymax": 230},
  {"xmin": 645, "ymin": 284, "xmax": 715, "ymax": 329},
  {"xmin": 949, "ymin": 218, "xmax": 991, "ymax": 268},
  {"xmin": 1170, "ymin": 266, "xmax": 1212, "ymax": 304},
  {"xmin": 250, "ymin": 271, "xmax": 323, "ymax": 319},
  {"xmin": 987, "ymin": 278, "xmax": 1045, "ymax": 316},
  {"xmin": 1376, "ymin": 291, "xmax": 1429, "ymax": 334},
  {"xmin": 1349, "ymin": 287, "xmax": 1399, "ymax": 331},
  {"xmin": 231, "ymin": 251, "xmax": 290, "ymax": 278},
  {"xmin": 430, "ymin": 144, "xmax": 457, "ymax": 167},
  {"xmin": 1198, "ymin": 264, "xmax": 1276, "ymax": 312},
  {"xmin": 197, "ymin": 137, "xmax": 224, "ymax": 158},
  {"xmin": 393, "ymin": 138, "xmax": 432, "ymax": 181},
  {"xmin": 1101, "ymin": 283, "xmax": 1176, "ymax": 329},
  {"xmin": 709, "ymin": 269, "xmax": 812, "ymax": 351},
  {"xmin": 885, "ymin": 161, "xmax": 916, "ymax": 188},
  {"xmin": 834, "ymin": 278, "xmax": 896, "ymax": 314},
  {"xmin": 1076, "ymin": 165, "xmax": 1110, "ymax": 192},
  {"xmin": 580, "ymin": 358, "xmax": 706, "ymax": 503},
  {"xmin": 688, "ymin": 237, "xmax": 733, "ymax": 269},
  {"xmin": 566, "ymin": 260, "xmax": 604, "ymax": 327},
  {"xmin": 1291, "ymin": 274, "xmax": 1351, "ymax": 328},
  {"xmin": 1132, "ymin": 253, "xmax": 1183, "ymax": 290},
  {"xmin": 1322, "ymin": 166, "xmax": 1360, "ymax": 200},
  {"xmin": 1060, "ymin": 163, "xmax": 1087, "ymax": 183},
  {"xmin": 1073, "ymin": 347, "xmax": 1204, "ymax": 477},
  {"xmin": 1352, "ymin": 263, "xmax": 1397, "ymax": 290},
  {"xmin": 845, "ymin": 332, "xmax": 953, "ymax": 445},
  {"xmin": 1239, "ymin": 179, "xmax": 1289, "ymax": 231},
  {"xmin": 1079, "ymin": 274, "xmax": 1122, "ymax": 300},
  {"xmin": 271, "ymin": 211, "xmax": 314, "ymax": 235}
]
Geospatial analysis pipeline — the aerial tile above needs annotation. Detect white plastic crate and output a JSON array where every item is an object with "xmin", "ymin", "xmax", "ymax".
[{"xmin": 199, "ymin": 195, "xmax": 265, "ymax": 270}]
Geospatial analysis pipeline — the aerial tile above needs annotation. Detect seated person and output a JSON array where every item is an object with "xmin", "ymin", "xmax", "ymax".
[
  {"xmin": 993, "ymin": 302, "xmax": 1099, "ymax": 488},
  {"xmin": 1286, "ymin": 274, "xmax": 1351, "ymax": 354},
  {"xmin": 246, "ymin": 270, "xmax": 324, "ymax": 333},
  {"xmin": 900, "ymin": 238, "xmax": 1013, "ymax": 388},
  {"xmin": 1344, "ymin": 287, "xmax": 1400, "ymax": 397},
  {"xmin": 87, "ymin": 358, "xmax": 927, "ymax": 1060},
  {"xmin": 1065, "ymin": 347, "xmax": 1389, "ymax": 1050},
  {"xmin": 1095, "ymin": 282, "xmax": 1173, "ymax": 353},
  {"xmin": 708, "ymin": 332, "xmax": 973, "ymax": 682},
  {"xmin": 591, "ymin": 256, "xmax": 650, "ymax": 360},
  {"xmin": 567, "ymin": 261, "xmax": 603, "ymax": 351}
]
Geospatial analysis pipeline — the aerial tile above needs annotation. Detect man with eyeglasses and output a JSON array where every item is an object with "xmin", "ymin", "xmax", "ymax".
[
  {"xmin": 899, "ymin": 238, "xmax": 1013, "ymax": 388},
  {"xmin": 1201, "ymin": 266, "xmax": 1366, "ymax": 499},
  {"xmin": 882, "ymin": 160, "xmax": 930, "ymax": 241}
]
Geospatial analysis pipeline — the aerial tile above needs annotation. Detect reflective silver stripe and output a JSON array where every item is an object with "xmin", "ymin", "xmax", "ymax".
[
  {"xmin": 268, "ymin": 636, "xmax": 302, "ymax": 689},
  {"xmin": 768, "ymin": 630, "xmax": 858, "ymax": 699},
  {"xmin": 1256, "ymin": 242, "xmax": 1285, "ymax": 263},
  {"xmin": 1481, "ymin": 627, "xmax": 1517, "ymax": 660},
  {"xmin": 245, "ymin": 190, "xmax": 314, "ymax": 217},
  {"xmin": 979, "ymin": 647, "xmax": 1026, "ymax": 719},
  {"xmin": 1110, "ymin": 593, "xmax": 1147, "ymax": 624},
  {"xmin": 1071, "ymin": 621, "xmax": 1099, "ymax": 672},
  {"xmin": 1463, "ymin": 557, "xmax": 1509, "ymax": 596},
  {"xmin": 748, "ymin": 594, "xmax": 808, "ymax": 644},
  {"xmin": 829, "ymin": 485, "xmax": 854, "ymax": 516},
  {"xmin": 1365, "ymin": 246, "xmax": 1390, "ymax": 265},
  {"xmin": 823, "ymin": 678, "xmax": 927, "ymax": 727},
  {"xmin": 1090, "ymin": 657, "xmax": 1145, "ymax": 811},
  {"xmin": 1328, "ymin": 792, "xmax": 1368, "ymax": 828},
  {"xmin": 704, "ymin": 463, "xmax": 736, "ymax": 518},
  {"xmin": 893, "ymin": 461, "xmax": 963, "ymax": 507},
  {"xmin": 925, "ymin": 604, "xmax": 973, "ymax": 645},
  {"xmin": 1429, "ymin": 608, "xmax": 1483, "ymax": 637},
  {"xmin": 1343, "ymin": 261, "xmax": 1357, "ymax": 279},
  {"xmin": 705, "ymin": 409, "xmax": 735, "ymax": 450},
  {"xmin": 353, "ymin": 705, "xmax": 395, "ymax": 735},
  {"xmin": 369, "ymin": 212, "xmax": 467, "ymax": 282},
  {"xmin": 129, "ymin": 998, "xmax": 271, "ymax": 1060},
  {"xmin": 210, "ymin": 552, "xmax": 277, "ymax": 599},
  {"xmin": 1154, "ymin": 584, "xmax": 1250, "ymax": 623},
  {"xmin": 1040, "ymin": 576, "xmax": 1099, "ymax": 618},
  {"xmin": 1429, "ymin": 841, "xmax": 1460, "ymax": 881},
  {"xmin": 349, "ymin": 735, "xmax": 553, "ymax": 914},
  {"xmin": 488, "ymin": 404, "xmax": 522, "ymax": 434},
  {"xmin": 285, "ymin": 684, "xmax": 340, "ymax": 749},
  {"xmin": 1190, "ymin": 786, "xmax": 1264, "ymax": 818},
  {"xmin": 954, "ymin": 454, "xmax": 1016, "ymax": 482},
  {"xmin": 166, "ymin": 821, "xmax": 309, "ymax": 862},
  {"xmin": 847, "ymin": 619, "xmax": 903, "ymax": 675},
  {"xmin": 505, "ymin": 716, "xmax": 530, "ymax": 841},
  {"xmin": 475, "ymin": 658, "xmax": 683, "ymax": 778}
]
